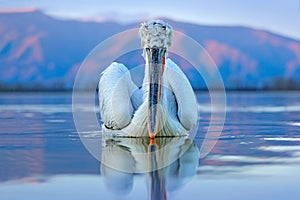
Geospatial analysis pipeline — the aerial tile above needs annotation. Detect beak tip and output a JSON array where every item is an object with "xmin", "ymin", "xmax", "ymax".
[
  {"xmin": 150, "ymin": 133, "xmax": 155, "ymax": 139},
  {"xmin": 150, "ymin": 134, "xmax": 155, "ymax": 145}
]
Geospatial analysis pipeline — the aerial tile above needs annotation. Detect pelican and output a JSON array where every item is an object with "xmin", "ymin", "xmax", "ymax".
[{"xmin": 98, "ymin": 20, "xmax": 197, "ymax": 137}]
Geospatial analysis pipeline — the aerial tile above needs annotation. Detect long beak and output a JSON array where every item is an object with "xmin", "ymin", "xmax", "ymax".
[{"xmin": 145, "ymin": 47, "xmax": 166, "ymax": 138}]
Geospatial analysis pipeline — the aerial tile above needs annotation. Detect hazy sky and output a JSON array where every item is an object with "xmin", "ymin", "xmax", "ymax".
[{"xmin": 1, "ymin": 0, "xmax": 300, "ymax": 40}]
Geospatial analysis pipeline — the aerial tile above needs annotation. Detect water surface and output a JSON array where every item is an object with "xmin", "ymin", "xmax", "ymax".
[{"xmin": 0, "ymin": 92, "xmax": 300, "ymax": 200}]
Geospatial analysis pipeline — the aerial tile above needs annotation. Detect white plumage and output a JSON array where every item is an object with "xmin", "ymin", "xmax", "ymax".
[{"xmin": 98, "ymin": 20, "xmax": 197, "ymax": 137}]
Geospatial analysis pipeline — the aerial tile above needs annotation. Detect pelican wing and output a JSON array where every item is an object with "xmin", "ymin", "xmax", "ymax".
[
  {"xmin": 98, "ymin": 62, "xmax": 142, "ymax": 130},
  {"xmin": 164, "ymin": 59, "xmax": 198, "ymax": 130}
]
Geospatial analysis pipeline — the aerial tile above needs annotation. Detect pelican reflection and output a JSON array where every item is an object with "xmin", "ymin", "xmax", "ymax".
[{"xmin": 100, "ymin": 136, "xmax": 199, "ymax": 199}]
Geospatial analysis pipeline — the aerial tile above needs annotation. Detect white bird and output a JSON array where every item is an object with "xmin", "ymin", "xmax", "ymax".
[{"xmin": 98, "ymin": 20, "xmax": 197, "ymax": 137}]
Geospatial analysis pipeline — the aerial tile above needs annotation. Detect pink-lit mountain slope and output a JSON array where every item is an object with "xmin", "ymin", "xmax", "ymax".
[{"xmin": 1, "ymin": 10, "xmax": 300, "ymax": 90}]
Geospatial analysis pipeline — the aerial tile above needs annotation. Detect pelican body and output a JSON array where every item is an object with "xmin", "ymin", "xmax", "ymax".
[{"xmin": 98, "ymin": 20, "xmax": 197, "ymax": 137}]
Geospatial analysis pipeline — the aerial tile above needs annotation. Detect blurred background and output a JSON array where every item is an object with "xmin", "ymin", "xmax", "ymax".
[
  {"xmin": 1, "ymin": 1, "xmax": 300, "ymax": 200},
  {"xmin": 1, "ymin": 0, "xmax": 300, "ymax": 91}
]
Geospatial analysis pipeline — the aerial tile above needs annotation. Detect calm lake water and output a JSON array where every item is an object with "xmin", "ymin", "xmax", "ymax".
[{"xmin": 0, "ymin": 91, "xmax": 300, "ymax": 200}]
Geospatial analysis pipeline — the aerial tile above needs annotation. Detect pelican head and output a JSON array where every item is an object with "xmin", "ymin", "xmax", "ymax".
[{"xmin": 139, "ymin": 20, "xmax": 174, "ymax": 138}]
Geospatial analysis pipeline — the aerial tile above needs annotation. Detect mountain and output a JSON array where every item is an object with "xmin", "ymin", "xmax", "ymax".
[{"xmin": 1, "ymin": 9, "xmax": 300, "ymax": 90}]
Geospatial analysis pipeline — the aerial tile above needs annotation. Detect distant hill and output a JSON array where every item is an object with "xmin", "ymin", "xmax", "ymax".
[{"xmin": 1, "ymin": 9, "xmax": 300, "ymax": 90}]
